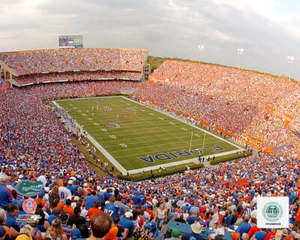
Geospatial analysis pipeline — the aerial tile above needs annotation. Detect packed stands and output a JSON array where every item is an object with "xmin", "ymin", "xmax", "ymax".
[
  {"xmin": 0, "ymin": 48, "xmax": 148, "ymax": 85},
  {"xmin": 0, "ymin": 52, "xmax": 300, "ymax": 240},
  {"xmin": 0, "ymin": 81, "xmax": 299, "ymax": 240},
  {"xmin": 16, "ymin": 71, "xmax": 142, "ymax": 85},
  {"xmin": 147, "ymin": 60, "xmax": 300, "ymax": 154}
]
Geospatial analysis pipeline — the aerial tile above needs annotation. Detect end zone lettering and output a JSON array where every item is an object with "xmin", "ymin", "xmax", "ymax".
[{"xmin": 138, "ymin": 145, "xmax": 224, "ymax": 163}]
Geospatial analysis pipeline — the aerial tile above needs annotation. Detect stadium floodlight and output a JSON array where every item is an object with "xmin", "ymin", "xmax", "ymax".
[
  {"xmin": 197, "ymin": 45, "xmax": 204, "ymax": 63},
  {"xmin": 237, "ymin": 48, "xmax": 244, "ymax": 55},
  {"xmin": 198, "ymin": 45, "xmax": 204, "ymax": 51},
  {"xmin": 287, "ymin": 56, "xmax": 295, "ymax": 64},
  {"xmin": 237, "ymin": 48, "xmax": 244, "ymax": 69},
  {"xmin": 287, "ymin": 56, "xmax": 295, "ymax": 79}
]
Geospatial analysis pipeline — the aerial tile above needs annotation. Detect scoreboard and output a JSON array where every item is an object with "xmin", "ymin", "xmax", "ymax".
[{"xmin": 58, "ymin": 35, "xmax": 83, "ymax": 48}]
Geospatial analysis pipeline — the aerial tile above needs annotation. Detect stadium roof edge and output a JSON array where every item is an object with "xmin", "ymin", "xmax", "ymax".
[{"xmin": 0, "ymin": 47, "xmax": 149, "ymax": 54}]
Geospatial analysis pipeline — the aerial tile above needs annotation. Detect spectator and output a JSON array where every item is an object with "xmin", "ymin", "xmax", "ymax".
[
  {"xmin": 0, "ymin": 175, "xmax": 12, "ymax": 210},
  {"xmin": 70, "ymin": 228, "xmax": 85, "ymax": 240},
  {"xmin": 111, "ymin": 216, "xmax": 124, "ymax": 240},
  {"xmin": 131, "ymin": 191, "xmax": 143, "ymax": 205},
  {"xmin": 35, "ymin": 207, "xmax": 50, "ymax": 233},
  {"xmin": 114, "ymin": 195, "xmax": 128, "ymax": 217},
  {"xmin": 45, "ymin": 219, "xmax": 68, "ymax": 240},
  {"xmin": 30, "ymin": 219, "xmax": 43, "ymax": 240},
  {"xmin": 87, "ymin": 213, "xmax": 112, "ymax": 240},
  {"xmin": 16, "ymin": 225, "xmax": 34, "ymax": 240},
  {"xmin": 182, "ymin": 222, "xmax": 205, "ymax": 240},
  {"xmin": 60, "ymin": 211, "xmax": 76, "ymax": 238},
  {"xmin": 103, "ymin": 188, "xmax": 113, "ymax": 202},
  {"xmin": 251, "ymin": 229, "xmax": 267, "ymax": 240},
  {"xmin": 119, "ymin": 212, "xmax": 135, "ymax": 239},
  {"xmin": 154, "ymin": 203, "xmax": 168, "ymax": 230},
  {"xmin": 105, "ymin": 217, "xmax": 119, "ymax": 240},
  {"xmin": 0, "ymin": 226, "xmax": 7, "ymax": 240},
  {"xmin": 67, "ymin": 207, "xmax": 86, "ymax": 231},
  {"xmin": 48, "ymin": 206, "xmax": 62, "ymax": 225},
  {"xmin": 236, "ymin": 216, "xmax": 251, "ymax": 238},
  {"xmin": 49, "ymin": 186, "xmax": 60, "ymax": 206},
  {"xmin": 67, "ymin": 180, "xmax": 76, "ymax": 195},
  {"xmin": 34, "ymin": 192, "xmax": 46, "ymax": 209},
  {"xmin": 164, "ymin": 228, "xmax": 181, "ymax": 240},
  {"xmin": 0, "ymin": 208, "xmax": 17, "ymax": 238},
  {"xmin": 144, "ymin": 222, "xmax": 159, "ymax": 239},
  {"xmin": 247, "ymin": 218, "xmax": 260, "ymax": 239},
  {"xmin": 59, "ymin": 180, "xmax": 72, "ymax": 204},
  {"xmin": 63, "ymin": 198, "xmax": 74, "ymax": 216},
  {"xmin": 6, "ymin": 204, "xmax": 20, "ymax": 231},
  {"xmin": 84, "ymin": 192, "xmax": 98, "ymax": 211},
  {"xmin": 103, "ymin": 196, "xmax": 120, "ymax": 220},
  {"xmin": 87, "ymin": 201, "xmax": 103, "ymax": 219}
]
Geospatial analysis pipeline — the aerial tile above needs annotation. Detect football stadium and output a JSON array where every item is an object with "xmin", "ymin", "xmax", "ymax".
[
  {"xmin": 0, "ymin": 46, "xmax": 299, "ymax": 239},
  {"xmin": 0, "ymin": 16, "xmax": 300, "ymax": 240}
]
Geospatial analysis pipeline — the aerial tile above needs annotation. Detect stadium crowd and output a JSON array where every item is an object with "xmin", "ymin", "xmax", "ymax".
[
  {"xmin": 147, "ymin": 60, "xmax": 300, "ymax": 153},
  {"xmin": 0, "ymin": 48, "xmax": 148, "ymax": 76},
  {"xmin": 15, "ymin": 71, "xmax": 142, "ymax": 85},
  {"xmin": 0, "ymin": 78, "xmax": 299, "ymax": 240},
  {"xmin": 0, "ymin": 54, "xmax": 299, "ymax": 240}
]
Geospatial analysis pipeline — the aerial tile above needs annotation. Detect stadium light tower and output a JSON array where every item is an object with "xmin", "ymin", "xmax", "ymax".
[
  {"xmin": 237, "ymin": 48, "xmax": 244, "ymax": 69},
  {"xmin": 287, "ymin": 56, "xmax": 295, "ymax": 79},
  {"xmin": 197, "ymin": 45, "xmax": 204, "ymax": 63}
]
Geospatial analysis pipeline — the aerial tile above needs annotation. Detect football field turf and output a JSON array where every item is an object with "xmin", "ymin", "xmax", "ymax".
[{"xmin": 55, "ymin": 96, "xmax": 243, "ymax": 174}]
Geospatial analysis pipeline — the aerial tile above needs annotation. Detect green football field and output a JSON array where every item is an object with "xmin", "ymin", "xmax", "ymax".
[{"xmin": 55, "ymin": 96, "xmax": 242, "ymax": 174}]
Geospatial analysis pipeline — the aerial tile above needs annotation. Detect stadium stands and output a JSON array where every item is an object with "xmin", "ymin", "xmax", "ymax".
[
  {"xmin": 147, "ymin": 60, "xmax": 300, "ymax": 154},
  {"xmin": 15, "ymin": 71, "xmax": 142, "ymax": 85},
  {"xmin": 0, "ymin": 48, "xmax": 149, "ymax": 85},
  {"xmin": 0, "ymin": 53, "xmax": 299, "ymax": 239}
]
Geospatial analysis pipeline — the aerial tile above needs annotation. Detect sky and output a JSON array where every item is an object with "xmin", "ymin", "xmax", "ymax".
[{"xmin": 1, "ymin": 0, "xmax": 300, "ymax": 80}]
